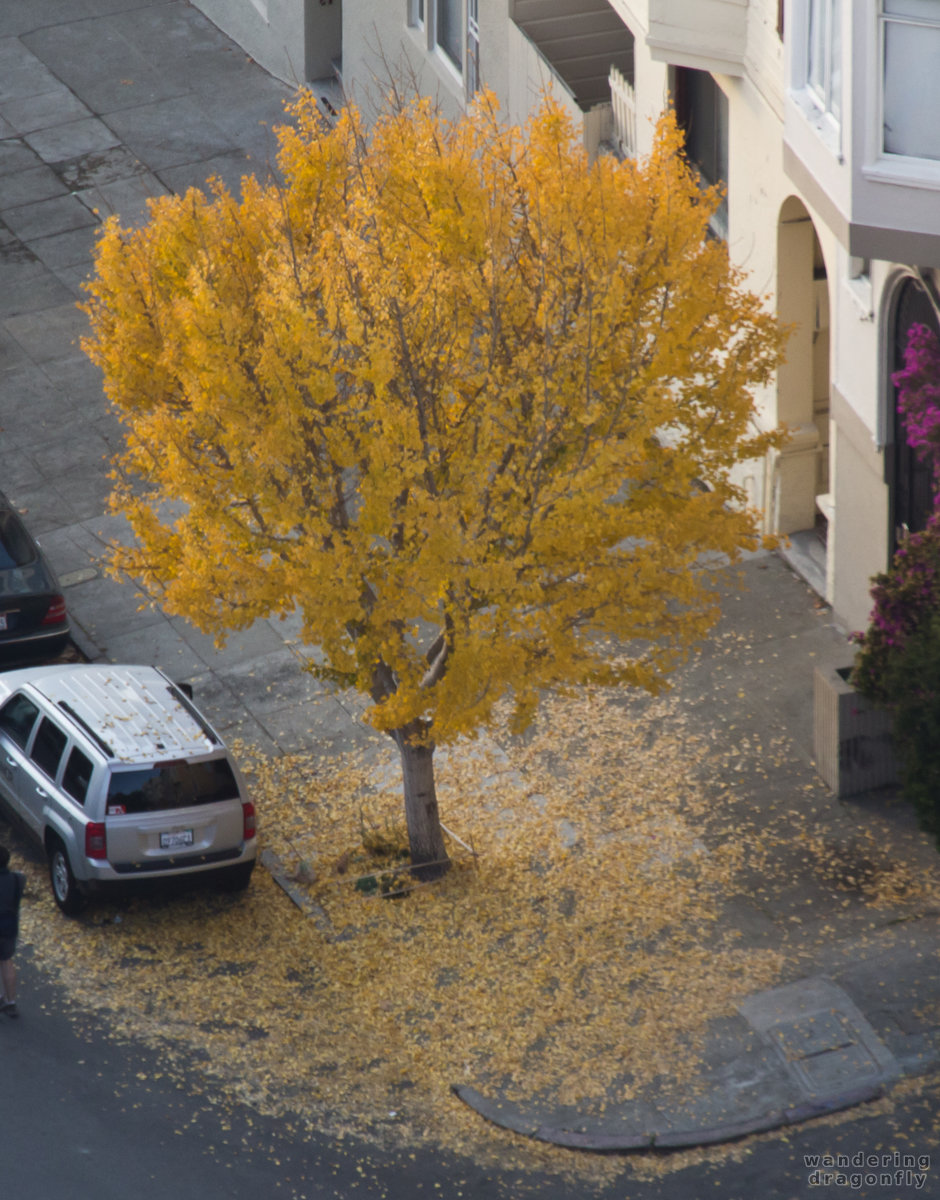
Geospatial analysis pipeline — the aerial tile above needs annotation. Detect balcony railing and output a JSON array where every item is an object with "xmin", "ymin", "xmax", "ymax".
[{"xmin": 609, "ymin": 64, "xmax": 637, "ymax": 157}]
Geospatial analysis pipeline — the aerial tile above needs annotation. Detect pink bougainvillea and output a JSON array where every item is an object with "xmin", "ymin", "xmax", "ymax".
[
  {"xmin": 854, "ymin": 320, "xmax": 940, "ymax": 700},
  {"xmin": 852, "ymin": 511, "xmax": 940, "ymax": 702},
  {"xmin": 892, "ymin": 321, "xmax": 940, "ymax": 489},
  {"xmin": 853, "ymin": 318, "xmax": 940, "ymax": 845}
]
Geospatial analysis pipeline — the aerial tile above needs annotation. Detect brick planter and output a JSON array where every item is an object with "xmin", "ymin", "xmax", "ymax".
[{"xmin": 813, "ymin": 665, "xmax": 898, "ymax": 798}]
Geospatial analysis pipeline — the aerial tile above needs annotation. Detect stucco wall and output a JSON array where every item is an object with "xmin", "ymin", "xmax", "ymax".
[
  {"xmin": 342, "ymin": 1, "xmax": 511, "ymax": 120},
  {"xmin": 505, "ymin": 21, "xmax": 582, "ymax": 134},
  {"xmin": 830, "ymin": 383, "xmax": 890, "ymax": 633}
]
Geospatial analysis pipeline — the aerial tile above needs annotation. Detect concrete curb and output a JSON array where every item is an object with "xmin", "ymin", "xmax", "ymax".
[
  {"xmin": 66, "ymin": 618, "xmax": 106, "ymax": 664},
  {"xmin": 451, "ymin": 1081, "xmax": 886, "ymax": 1153}
]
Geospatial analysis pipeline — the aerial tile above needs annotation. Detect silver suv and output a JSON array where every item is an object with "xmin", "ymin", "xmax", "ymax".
[{"xmin": 0, "ymin": 663, "xmax": 257, "ymax": 913}]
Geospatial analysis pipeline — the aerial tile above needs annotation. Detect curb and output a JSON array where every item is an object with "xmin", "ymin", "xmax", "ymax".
[
  {"xmin": 67, "ymin": 622, "xmax": 106, "ymax": 664},
  {"xmin": 451, "ymin": 1082, "xmax": 885, "ymax": 1153}
]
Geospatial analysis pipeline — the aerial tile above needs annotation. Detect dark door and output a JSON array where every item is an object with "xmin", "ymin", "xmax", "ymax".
[{"xmin": 889, "ymin": 278, "xmax": 937, "ymax": 554}]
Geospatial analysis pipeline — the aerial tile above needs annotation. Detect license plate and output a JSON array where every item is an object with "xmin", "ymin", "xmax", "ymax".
[
  {"xmin": 0, "ymin": 614, "xmax": 6, "ymax": 631},
  {"xmin": 160, "ymin": 829, "xmax": 194, "ymax": 850}
]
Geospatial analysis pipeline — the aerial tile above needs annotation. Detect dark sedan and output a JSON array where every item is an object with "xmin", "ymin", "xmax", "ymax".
[{"xmin": 0, "ymin": 493, "xmax": 70, "ymax": 659}]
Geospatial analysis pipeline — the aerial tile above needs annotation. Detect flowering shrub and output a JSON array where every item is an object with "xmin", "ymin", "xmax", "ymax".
[
  {"xmin": 892, "ymin": 321, "xmax": 940, "ymax": 488},
  {"xmin": 852, "ymin": 513, "xmax": 940, "ymax": 704},
  {"xmin": 853, "ymin": 521, "xmax": 940, "ymax": 844},
  {"xmin": 852, "ymin": 319, "xmax": 940, "ymax": 844}
]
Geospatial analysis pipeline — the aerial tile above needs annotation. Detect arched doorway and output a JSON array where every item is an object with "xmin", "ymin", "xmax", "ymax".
[
  {"xmin": 774, "ymin": 197, "xmax": 830, "ymax": 593},
  {"xmin": 888, "ymin": 277, "xmax": 938, "ymax": 554}
]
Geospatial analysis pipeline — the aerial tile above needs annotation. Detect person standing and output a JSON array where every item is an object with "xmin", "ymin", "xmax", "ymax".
[{"xmin": 0, "ymin": 845, "xmax": 25, "ymax": 1018}]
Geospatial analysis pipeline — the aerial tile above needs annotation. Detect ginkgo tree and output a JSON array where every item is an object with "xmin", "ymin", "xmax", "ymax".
[{"xmin": 82, "ymin": 90, "xmax": 787, "ymax": 880}]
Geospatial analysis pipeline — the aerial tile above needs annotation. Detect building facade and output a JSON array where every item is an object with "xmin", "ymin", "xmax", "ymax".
[
  {"xmin": 190, "ymin": 0, "xmax": 940, "ymax": 637},
  {"xmin": 782, "ymin": 0, "xmax": 940, "ymax": 631},
  {"xmin": 356, "ymin": 0, "xmax": 940, "ymax": 635}
]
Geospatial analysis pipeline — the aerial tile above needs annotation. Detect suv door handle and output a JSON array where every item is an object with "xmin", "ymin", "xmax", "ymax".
[
  {"xmin": 5, "ymin": 757, "xmax": 17, "ymax": 768},
  {"xmin": 35, "ymin": 786, "xmax": 48, "ymax": 798}
]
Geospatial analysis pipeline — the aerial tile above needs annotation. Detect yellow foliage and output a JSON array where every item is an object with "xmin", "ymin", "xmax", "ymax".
[{"xmin": 82, "ymin": 90, "xmax": 787, "ymax": 747}]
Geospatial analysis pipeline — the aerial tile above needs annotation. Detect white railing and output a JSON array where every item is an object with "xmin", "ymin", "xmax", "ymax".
[{"xmin": 609, "ymin": 65, "xmax": 637, "ymax": 158}]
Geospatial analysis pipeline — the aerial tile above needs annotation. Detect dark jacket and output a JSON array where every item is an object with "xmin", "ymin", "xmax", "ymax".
[{"xmin": 0, "ymin": 868, "xmax": 25, "ymax": 940}]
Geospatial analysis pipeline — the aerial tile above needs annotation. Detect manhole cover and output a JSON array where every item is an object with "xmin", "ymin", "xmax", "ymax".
[
  {"xmin": 769, "ymin": 1013, "xmax": 881, "ymax": 1092},
  {"xmin": 792, "ymin": 1042, "xmax": 881, "ymax": 1091},
  {"xmin": 771, "ymin": 1011, "xmax": 854, "ymax": 1059}
]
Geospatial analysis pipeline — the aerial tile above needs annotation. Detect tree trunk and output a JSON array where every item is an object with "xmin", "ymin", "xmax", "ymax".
[{"xmin": 395, "ymin": 732, "xmax": 450, "ymax": 881}]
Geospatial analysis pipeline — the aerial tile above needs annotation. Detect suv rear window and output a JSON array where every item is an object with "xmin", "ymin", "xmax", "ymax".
[{"xmin": 106, "ymin": 758, "xmax": 239, "ymax": 814}]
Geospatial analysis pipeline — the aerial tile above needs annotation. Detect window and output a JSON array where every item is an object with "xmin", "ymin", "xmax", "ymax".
[
  {"xmin": 467, "ymin": 0, "xmax": 480, "ymax": 96},
  {"xmin": 882, "ymin": 1, "xmax": 940, "ymax": 160},
  {"xmin": 62, "ymin": 747, "xmax": 94, "ymax": 806},
  {"xmin": 107, "ymin": 758, "xmax": 240, "ymax": 815},
  {"xmin": 807, "ymin": 0, "xmax": 842, "ymax": 123},
  {"xmin": 674, "ymin": 68, "xmax": 729, "ymax": 239},
  {"xmin": 436, "ymin": 0, "xmax": 462, "ymax": 71},
  {"xmin": 0, "ymin": 694, "xmax": 40, "ymax": 751},
  {"xmin": 409, "ymin": 0, "xmax": 425, "ymax": 28},
  {"xmin": 30, "ymin": 717, "xmax": 67, "ymax": 781}
]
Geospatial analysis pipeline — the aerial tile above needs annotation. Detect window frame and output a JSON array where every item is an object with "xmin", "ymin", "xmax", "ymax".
[
  {"xmin": 790, "ymin": 0, "xmax": 843, "ymax": 156},
  {"xmin": 807, "ymin": 0, "xmax": 842, "ymax": 122},
  {"xmin": 434, "ymin": 0, "xmax": 464, "ymax": 77},
  {"xmin": 466, "ymin": 0, "xmax": 480, "ymax": 97},
  {"xmin": 879, "ymin": 0, "xmax": 940, "ymax": 163}
]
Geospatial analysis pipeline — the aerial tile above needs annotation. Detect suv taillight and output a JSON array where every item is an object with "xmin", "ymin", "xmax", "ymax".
[
  {"xmin": 42, "ymin": 594, "xmax": 67, "ymax": 625},
  {"xmin": 85, "ymin": 822, "xmax": 107, "ymax": 860},
  {"xmin": 242, "ymin": 801, "xmax": 256, "ymax": 841}
]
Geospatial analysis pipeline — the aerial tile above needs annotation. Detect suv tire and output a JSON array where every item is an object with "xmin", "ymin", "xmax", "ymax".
[
  {"xmin": 216, "ymin": 861, "xmax": 254, "ymax": 892},
  {"xmin": 48, "ymin": 838, "xmax": 86, "ymax": 915}
]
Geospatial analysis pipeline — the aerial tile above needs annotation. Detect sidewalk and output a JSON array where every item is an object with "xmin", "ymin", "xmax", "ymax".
[
  {"xmin": 0, "ymin": 0, "xmax": 353, "ymax": 761},
  {"xmin": 450, "ymin": 552, "xmax": 940, "ymax": 1149},
  {"xmin": 3, "ymin": 0, "xmax": 940, "ymax": 1159}
]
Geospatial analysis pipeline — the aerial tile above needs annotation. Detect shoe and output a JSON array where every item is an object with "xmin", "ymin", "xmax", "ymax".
[{"xmin": 1, "ymin": 1001, "xmax": 18, "ymax": 1018}]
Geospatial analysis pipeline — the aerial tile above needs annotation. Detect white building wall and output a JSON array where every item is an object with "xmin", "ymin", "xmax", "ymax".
[
  {"xmin": 505, "ymin": 23, "xmax": 583, "ymax": 134},
  {"xmin": 779, "ymin": 0, "xmax": 940, "ymax": 631},
  {"xmin": 342, "ymin": 1, "xmax": 511, "ymax": 120},
  {"xmin": 341, "ymin": 4, "xmax": 453, "ymax": 114}
]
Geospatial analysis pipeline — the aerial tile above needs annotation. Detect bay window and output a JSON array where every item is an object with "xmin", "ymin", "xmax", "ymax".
[{"xmin": 882, "ymin": 1, "xmax": 940, "ymax": 160}]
